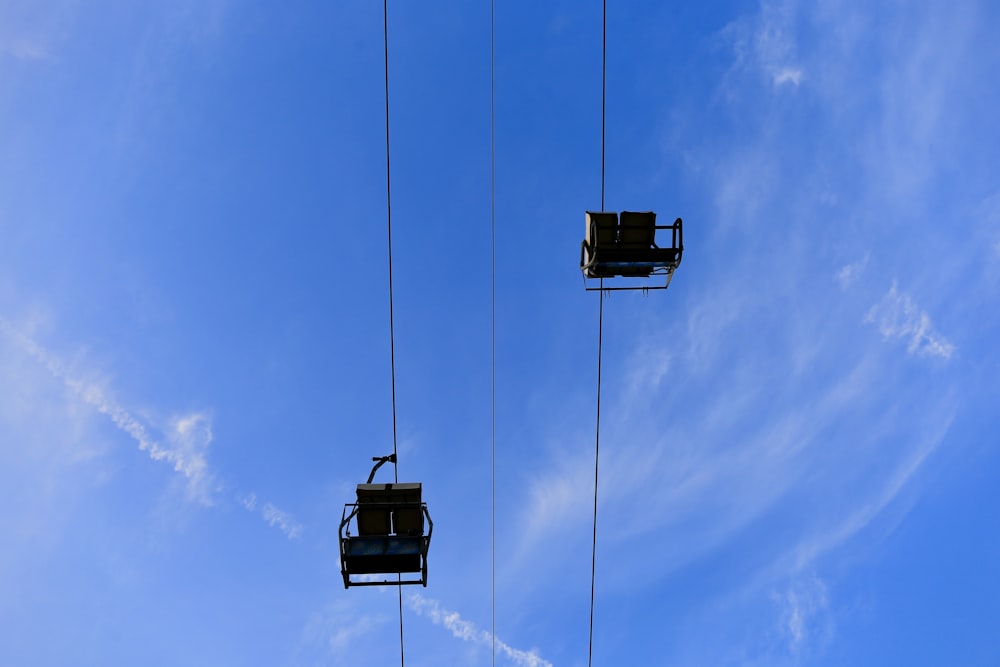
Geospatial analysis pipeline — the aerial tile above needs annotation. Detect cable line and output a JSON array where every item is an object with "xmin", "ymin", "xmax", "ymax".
[
  {"xmin": 601, "ymin": 0, "xmax": 606, "ymax": 213},
  {"xmin": 384, "ymin": 1, "xmax": 399, "ymax": 484},
  {"xmin": 588, "ymin": 284, "xmax": 603, "ymax": 667},
  {"xmin": 588, "ymin": 1, "xmax": 607, "ymax": 665},
  {"xmin": 382, "ymin": 1, "xmax": 405, "ymax": 664}
]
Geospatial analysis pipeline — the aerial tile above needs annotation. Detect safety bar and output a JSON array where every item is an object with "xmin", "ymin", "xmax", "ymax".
[{"xmin": 339, "ymin": 502, "xmax": 433, "ymax": 539}]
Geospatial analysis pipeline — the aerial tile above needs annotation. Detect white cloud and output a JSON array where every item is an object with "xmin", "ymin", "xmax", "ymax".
[
  {"xmin": 408, "ymin": 593, "xmax": 553, "ymax": 667},
  {"xmin": 626, "ymin": 341, "xmax": 672, "ymax": 398},
  {"xmin": 792, "ymin": 397, "xmax": 953, "ymax": 569},
  {"xmin": 836, "ymin": 255, "xmax": 869, "ymax": 289},
  {"xmin": 0, "ymin": 318, "xmax": 217, "ymax": 503},
  {"xmin": 300, "ymin": 600, "xmax": 386, "ymax": 664},
  {"xmin": 773, "ymin": 67, "xmax": 803, "ymax": 87},
  {"xmin": 1, "ymin": 317, "xmax": 308, "ymax": 540},
  {"xmin": 721, "ymin": 0, "xmax": 804, "ymax": 93},
  {"xmin": 261, "ymin": 502, "xmax": 303, "ymax": 539},
  {"xmin": 773, "ymin": 576, "xmax": 833, "ymax": 655},
  {"xmin": 849, "ymin": 5, "xmax": 980, "ymax": 206},
  {"xmin": 238, "ymin": 492, "xmax": 257, "ymax": 511},
  {"xmin": 865, "ymin": 282, "xmax": 954, "ymax": 359},
  {"xmin": 514, "ymin": 292, "xmax": 890, "ymax": 575}
]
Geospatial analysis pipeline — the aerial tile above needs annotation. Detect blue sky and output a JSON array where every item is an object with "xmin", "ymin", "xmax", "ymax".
[{"xmin": 2, "ymin": 1, "xmax": 999, "ymax": 665}]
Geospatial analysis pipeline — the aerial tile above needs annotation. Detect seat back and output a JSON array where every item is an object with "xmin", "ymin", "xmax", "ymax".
[
  {"xmin": 356, "ymin": 484, "xmax": 392, "ymax": 535},
  {"xmin": 390, "ymin": 483, "xmax": 424, "ymax": 536},
  {"xmin": 355, "ymin": 483, "xmax": 424, "ymax": 537},
  {"xmin": 586, "ymin": 211, "xmax": 619, "ymax": 249},
  {"xmin": 619, "ymin": 211, "xmax": 656, "ymax": 248}
]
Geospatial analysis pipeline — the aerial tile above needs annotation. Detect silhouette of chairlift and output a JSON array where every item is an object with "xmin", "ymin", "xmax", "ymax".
[
  {"xmin": 580, "ymin": 211, "xmax": 683, "ymax": 291},
  {"xmin": 339, "ymin": 454, "xmax": 432, "ymax": 588}
]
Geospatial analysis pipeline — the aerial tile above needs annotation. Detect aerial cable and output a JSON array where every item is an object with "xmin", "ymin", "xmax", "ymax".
[
  {"xmin": 587, "ymin": 1, "xmax": 607, "ymax": 665},
  {"xmin": 600, "ymin": 0, "xmax": 606, "ymax": 213},
  {"xmin": 384, "ymin": 0, "xmax": 399, "ymax": 485},
  {"xmin": 588, "ymin": 286, "xmax": 603, "ymax": 667},
  {"xmin": 382, "ymin": 0, "xmax": 405, "ymax": 665}
]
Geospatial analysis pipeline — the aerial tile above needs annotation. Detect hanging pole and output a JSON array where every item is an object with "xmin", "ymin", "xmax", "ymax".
[{"xmin": 367, "ymin": 454, "xmax": 397, "ymax": 484}]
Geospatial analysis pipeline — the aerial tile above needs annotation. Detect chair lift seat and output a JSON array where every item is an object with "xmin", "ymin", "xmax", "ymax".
[
  {"xmin": 341, "ymin": 481, "xmax": 431, "ymax": 587},
  {"xmin": 581, "ymin": 211, "xmax": 683, "ymax": 282}
]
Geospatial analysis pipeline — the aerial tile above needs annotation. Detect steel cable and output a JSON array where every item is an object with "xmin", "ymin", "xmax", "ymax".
[
  {"xmin": 382, "ymin": 1, "xmax": 405, "ymax": 664},
  {"xmin": 587, "ymin": 1, "xmax": 608, "ymax": 665}
]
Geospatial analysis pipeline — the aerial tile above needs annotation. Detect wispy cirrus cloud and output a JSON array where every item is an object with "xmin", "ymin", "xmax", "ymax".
[
  {"xmin": 0, "ymin": 316, "xmax": 303, "ymax": 537},
  {"xmin": 865, "ymin": 282, "xmax": 954, "ymax": 359},
  {"xmin": 721, "ymin": 0, "xmax": 804, "ymax": 93},
  {"xmin": 772, "ymin": 67, "xmax": 803, "ymax": 87},
  {"xmin": 239, "ymin": 493, "xmax": 303, "ymax": 539},
  {"xmin": 298, "ymin": 599, "xmax": 388, "ymax": 665},
  {"xmin": 0, "ymin": 317, "xmax": 217, "ymax": 503},
  {"xmin": 408, "ymin": 593, "xmax": 553, "ymax": 667},
  {"xmin": 773, "ymin": 575, "xmax": 833, "ymax": 656},
  {"xmin": 836, "ymin": 255, "xmax": 869, "ymax": 289},
  {"xmin": 510, "ymin": 257, "xmax": 958, "ymax": 658},
  {"xmin": 262, "ymin": 502, "xmax": 303, "ymax": 539},
  {"xmin": 791, "ymin": 394, "xmax": 954, "ymax": 572}
]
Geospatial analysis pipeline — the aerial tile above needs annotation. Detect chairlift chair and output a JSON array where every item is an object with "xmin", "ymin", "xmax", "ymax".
[
  {"xmin": 580, "ymin": 211, "xmax": 683, "ymax": 290},
  {"xmin": 339, "ymin": 455, "xmax": 433, "ymax": 588}
]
